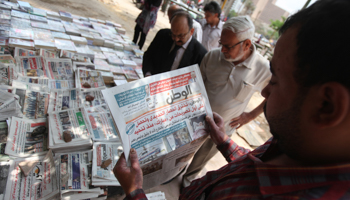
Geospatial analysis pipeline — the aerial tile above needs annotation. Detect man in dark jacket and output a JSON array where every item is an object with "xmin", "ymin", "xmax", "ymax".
[{"xmin": 142, "ymin": 11, "xmax": 207, "ymax": 77}]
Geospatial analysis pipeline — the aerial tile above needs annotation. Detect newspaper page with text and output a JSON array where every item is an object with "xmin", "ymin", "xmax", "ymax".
[
  {"xmin": 92, "ymin": 142, "xmax": 123, "ymax": 186},
  {"xmin": 102, "ymin": 65, "xmax": 212, "ymax": 188},
  {"xmin": 4, "ymin": 151, "xmax": 60, "ymax": 200},
  {"xmin": 5, "ymin": 116, "xmax": 47, "ymax": 157}
]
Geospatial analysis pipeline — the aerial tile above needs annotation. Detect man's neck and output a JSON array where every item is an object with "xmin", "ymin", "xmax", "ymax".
[
  {"xmin": 232, "ymin": 49, "xmax": 253, "ymax": 66},
  {"xmin": 209, "ymin": 18, "xmax": 220, "ymax": 27}
]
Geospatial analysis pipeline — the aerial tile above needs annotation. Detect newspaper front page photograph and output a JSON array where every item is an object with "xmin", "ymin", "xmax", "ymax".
[{"xmin": 102, "ymin": 65, "xmax": 213, "ymax": 188}]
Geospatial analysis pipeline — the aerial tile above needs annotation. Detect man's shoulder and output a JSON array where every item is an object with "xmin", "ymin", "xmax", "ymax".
[
  {"xmin": 205, "ymin": 48, "xmax": 221, "ymax": 58},
  {"xmin": 189, "ymin": 38, "xmax": 207, "ymax": 55},
  {"xmin": 154, "ymin": 28, "xmax": 172, "ymax": 39},
  {"xmin": 251, "ymin": 50, "xmax": 270, "ymax": 69}
]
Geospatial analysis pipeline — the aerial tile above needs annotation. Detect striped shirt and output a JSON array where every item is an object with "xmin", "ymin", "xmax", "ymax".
[
  {"xmin": 126, "ymin": 137, "xmax": 350, "ymax": 199},
  {"xmin": 180, "ymin": 138, "xmax": 350, "ymax": 199}
]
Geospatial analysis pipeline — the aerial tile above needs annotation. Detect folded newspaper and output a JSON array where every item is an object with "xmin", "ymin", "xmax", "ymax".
[
  {"xmin": 92, "ymin": 142, "xmax": 123, "ymax": 186},
  {"xmin": 57, "ymin": 150, "xmax": 104, "ymax": 200},
  {"xmin": 5, "ymin": 116, "xmax": 48, "ymax": 157},
  {"xmin": 102, "ymin": 65, "xmax": 213, "ymax": 188},
  {"xmin": 48, "ymin": 107, "xmax": 92, "ymax": 152},
  {"xmin": 4, "ymin": 150, "xmax": 60, "ymax": 200}
]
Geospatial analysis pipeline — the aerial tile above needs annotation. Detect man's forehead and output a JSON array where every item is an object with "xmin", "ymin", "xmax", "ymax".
[
  {"xmin": 271, "ymin": 27, "xmax": 299, "ymax": 76},
  {"xmin": 171, "ymin": 17, "xmax": 188, "ymax": 31},
  {"xmin": 220, "ymin": 30, "xmax": 238, "ymax": 43}
]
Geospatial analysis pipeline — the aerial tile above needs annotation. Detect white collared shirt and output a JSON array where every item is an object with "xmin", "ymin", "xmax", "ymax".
[
  {"xmin": 200, "ymin": 45, "xmax": 271, "ymax": 135},
  {"xmin": 201, "ymin": 20, "xmax": 224, "ymax": 51},
  {"xmin": 170, "ymin": 36, "xmax": 192, "ymax": 71},
  {"xmin": 192, "ymin": 19, "xmax": 202, "ymax": 43}
]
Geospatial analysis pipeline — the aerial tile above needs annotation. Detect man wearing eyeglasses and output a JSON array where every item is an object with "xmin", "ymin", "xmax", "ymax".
[
  {"xmin": 142, "ymin": 11, "xmax": 207, "ymax": 77},
  {"xmin": 182, "ymin": 15, "xmax": 271, "ymax": 187}
]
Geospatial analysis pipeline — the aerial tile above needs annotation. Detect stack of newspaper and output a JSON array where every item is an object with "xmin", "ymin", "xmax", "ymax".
[
  {"xmin": 0, "ymin": 0, "xmax": 150, "ymax": 198},
  {"xmin": 57, "ymin": 150, "xmax": 105, "ymax": 200},
  {"xmin": 3, "ymin": 150, "xmax": 61, "ymax": 200},
  {"xmin": 48, "ymin": 107, "xmax": 93, "ymax": 152}
]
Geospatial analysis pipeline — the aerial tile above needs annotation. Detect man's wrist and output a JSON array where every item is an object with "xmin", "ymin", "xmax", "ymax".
[
  {"xmin": 216, "ymin": 135, "xmax": 229, "ymax": 146},
  {"xmin": 217, "ymin": 137, "xmax": 231, "ymax": 149},
  {"xmin": 124, "ymin": 188, "xmax": 146, "ymax": 200},
  {"xmin": 125, "ymin": 187, "xmax": 143, "ymax": 196}
]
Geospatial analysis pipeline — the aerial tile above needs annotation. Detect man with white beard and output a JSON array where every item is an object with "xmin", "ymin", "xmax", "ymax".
[{"xmin": 182, "ymin": 15, "xmax": 272, "ymax": 186}]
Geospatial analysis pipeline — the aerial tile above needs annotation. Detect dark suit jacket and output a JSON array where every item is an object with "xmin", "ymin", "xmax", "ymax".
[{"xmin": 142, "ymin": 29, "xmax": 207, "ymax": 76}]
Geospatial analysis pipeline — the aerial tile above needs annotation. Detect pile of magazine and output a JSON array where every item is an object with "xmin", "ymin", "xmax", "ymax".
[{"xmin": 0, "ymin": 0, "xmax": 147, "ymax": 199}]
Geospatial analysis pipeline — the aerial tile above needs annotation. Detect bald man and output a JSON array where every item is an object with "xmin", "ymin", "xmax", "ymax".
[
  {"xmin": 167, "ymin": 5, "xmax": 202, "ymax": 43},
  {"xmin": 142, "ymin": 11, "xmax": 207, "ymax": 76}
]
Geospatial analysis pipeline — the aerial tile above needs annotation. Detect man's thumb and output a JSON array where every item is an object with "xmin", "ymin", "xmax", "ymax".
[
  {"xmin": 206, "ymin": 116, "xmax": 217, "ymax": 130},
  {"xmin": 129, "ymin": 148, "xmax": 140, "ymax": 168}
]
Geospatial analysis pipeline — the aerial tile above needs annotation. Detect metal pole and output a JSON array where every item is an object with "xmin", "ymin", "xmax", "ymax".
[
  {"xmin": 221, "ymin": 0, "xmax": 227, "ymax": 10},
  {"xmin": 302, "ymin": 0, "xmax": 312, "ymax": 9}
]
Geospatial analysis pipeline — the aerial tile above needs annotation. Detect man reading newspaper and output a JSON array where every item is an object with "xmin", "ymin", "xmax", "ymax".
[{"xmin": 113, "ymin": 0, "xmax": 350, "ymax": 198}]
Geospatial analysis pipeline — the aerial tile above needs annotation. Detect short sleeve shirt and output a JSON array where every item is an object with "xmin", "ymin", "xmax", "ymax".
[{"xmin": 200, "ymin": 45, "xmax": 271, "ymax": 135}]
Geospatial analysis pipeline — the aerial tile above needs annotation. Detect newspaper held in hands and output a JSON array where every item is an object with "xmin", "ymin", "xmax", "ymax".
[{"xmin": 102, "ymin": 64, "xmax": 213, "ymax": 189}]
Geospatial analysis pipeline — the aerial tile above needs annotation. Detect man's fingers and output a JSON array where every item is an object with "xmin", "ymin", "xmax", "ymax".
[
  {"xmin": 212, "ymin": 112, "xmax": 224, "ymax": 124},
  {"xmin": 230, "ymin": 123, "xmax": 238, "ymax": 128},
  {"xmin": 116, "ymin": 153, "xmax": 126, "ymax": 167},
  {"xmin": 206, "ymin": 115, "xmax": 218, "ymax": 131},
  {"xmin": 114, "ymin": 153, "xmax": 126, "ymax": 177},
  {"xmin": 129, "ymin": 148, "xmax": 140, "ymax": 169},
  {"xmin": 230, "ymin": 117, "xmax": 240, "ymax": 122}
]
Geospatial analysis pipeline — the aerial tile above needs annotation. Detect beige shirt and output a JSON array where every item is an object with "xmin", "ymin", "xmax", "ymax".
[
  {"xmin": 200, "ymin": 45, "xmax": 271, "ymax": 135},
  {"xmin": 201, "ymin": 20, "xmax": 224, "ymax": 51}
]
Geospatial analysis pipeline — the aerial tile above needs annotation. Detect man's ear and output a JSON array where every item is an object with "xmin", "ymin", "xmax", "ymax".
[
  {"xmin": 190, "ymin": 28, "xmax": 195, "ymax": 35},
  {"xmin": 243, "ymin": 39, "xmax": 252, "ymax": 51},
  {"xmin": 312, "ymin": 82, "xmax": 350, "ymax": 128}
]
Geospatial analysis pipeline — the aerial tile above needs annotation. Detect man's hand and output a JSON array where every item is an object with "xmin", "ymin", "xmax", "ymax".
[
  {"xmin": 206, "ymin": 112, "xmax": 229, "ymax": 145},
  {"xmin": 113, "ymin": 148, "xmax": 143, "ymax": 195},
  {"xmin": 229, "ymin": 112, "xmax": 253, "ymax": 129}
]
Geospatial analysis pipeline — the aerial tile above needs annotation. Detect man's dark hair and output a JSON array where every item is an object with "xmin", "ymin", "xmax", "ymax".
[
  {"xmin": 171, "ymin": 11, "xmax": 193, "ymax": 30},
  {"xmin": 204, "ymin": 1, "xmax": 221, "ymax": 18},
  {"xmin": 280, "ymin": 0, "xmax": 350, "ymax": 90}
]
